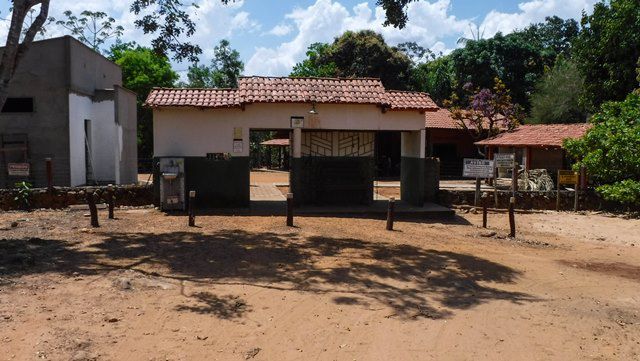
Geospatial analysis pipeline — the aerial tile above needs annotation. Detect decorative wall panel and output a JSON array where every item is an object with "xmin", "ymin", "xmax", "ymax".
[{"xmin": 301, "ymin": 131, "xmax": 374, "ymax": 157}]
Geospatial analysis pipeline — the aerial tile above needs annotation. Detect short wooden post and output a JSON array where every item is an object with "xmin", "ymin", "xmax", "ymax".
[
  {"xmin": 286, "ymin": 193, "xmax": 294, "ymax": 227},
  {"xmin": 188, "ymin": 191, "xmax": 196, "ymax": 227},
  {"xmin": 493, "ymin": 166, "xmax": 499, "ymax": 208},
  {"xmin": 508, "ymin": 197, "xmax": 516, "ymax": 238},
  {"xmin": 45, "ymin": 157, "xmax": 53, "ymax": 190},
  {"xmin": 482, "ymin": 194, "xmax": 488, "ymax": 228},
  {"xmin": 556, "ymin": 170, "xmax": 561, "ymax": 211},
  {"xmin": 86, "ymin": 191, "xmax": 99, "ymax": 228},
  {"xmin": 107, "ymin": 188, "xmax": 115, "ymax": 219},
  {"xmin": 386, "ymin": 197, "xmax": 395, "ymax": 231}
]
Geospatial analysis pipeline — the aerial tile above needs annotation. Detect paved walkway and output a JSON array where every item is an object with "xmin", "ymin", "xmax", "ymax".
[{"xmin": 250, "ymin": 183, "xmax": 285, "ymax": 201}]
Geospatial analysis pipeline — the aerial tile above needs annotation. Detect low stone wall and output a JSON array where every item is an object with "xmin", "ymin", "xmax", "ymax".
[
  {"xmin": 438, "ymin": 189, "xmax": 631, "ymax": 211},
  {"xmin": 0, "ymin": 185, "xmax": 153, "ymax": 211}
]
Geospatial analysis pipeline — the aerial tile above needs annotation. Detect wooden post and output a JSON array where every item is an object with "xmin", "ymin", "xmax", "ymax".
[
  {"xmin": 286, "ymin": 193, "xmax": 294, "ymax": 227},
  {"xmin": 494, "ymin": 165, "xmax": 499, "ymax": 208},
  {"xmin": 86, "ymin": 191, "xmax": 99, "ymax": 228},
  {"xmin": 188, "ymin": 191, "xmax": 196, "ymax": 227},
  {"xmin": 511, "ymin": 162, "xmax": 518, "ymax": 197},
  {"xmin": 45, "ymin": 158, "xmax": 53, "ymax": 190},
  {"xmin": 107, "ymin": 188, "xmax": 115, "ymax": 219},
  {"xmin": 482, "ymin": 194, "xmax": 488, "ymax": 228},
  {"xmin": 556, "ymin": 170, "xmax": 561, "ymax": 212},
  {"xmin": 474, "ymin": 178, "xmax": 481, "ymax": 206},
  {"xmin": 508, "ymin": 197, "xmax": 516, "ymax": 238},
  {"xmin": 574, "ymin": 178, "xmax": 579, "ymax": 212},
  {"xmin": 386, "ymin": 197, "xmax": 395, "ymax": 231}
]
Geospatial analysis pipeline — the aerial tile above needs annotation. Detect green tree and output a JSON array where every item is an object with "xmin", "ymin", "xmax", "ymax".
[
  {"xmin": 528, "ymin": 59, "xmax": 587, "ymax": 124},
  {"xmin": 290, "ymin": 43, "xmax": 337, "ymax": 78},
  {"xmin": 564, "ymin": 93, "xmax": 640, "ymax": 205},
  {"xmin": 411, "ymin": 55, "xmax": 453, "ymax": 105},
  {"xmin": 108, "ymin": 43, "xmax": 179, "ymax": 160},
  {"xmin": 574, "ymin": 0, "xmax": 640, "ymax": 110},
  {"xmin": 51, "ymin": 10, "xmax": 124, "ymax": 52},
  {"xmin": 183, "ymin": 40, "xmax": 244, "ymax": 88},
  {"xmin": 520, "ymin": 16, "xmax": 579, "ymax": 57}
]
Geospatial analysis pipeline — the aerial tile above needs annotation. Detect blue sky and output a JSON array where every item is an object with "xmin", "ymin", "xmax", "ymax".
[{"xmin": 0, "ymin": 0, "xmax": 597, "ymax": 76}]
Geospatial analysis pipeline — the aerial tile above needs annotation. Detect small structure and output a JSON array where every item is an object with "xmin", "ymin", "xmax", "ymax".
[
  {"xmin": 0, "ymin": 36, "xmax": 138, "ymax": 187},
  {"xmin": 425, "ymin": 108, "xmax": 479, "ymax": 178},
  {"xmin": 146, "ymin": 76, "xmax": 438, "ymax": 208},
  {"xmin": 259, "ymin": 138, "xmax": 289, "ymax": 169},
  {"xmin": 475, "ymin": 123, "xmax": 591, "ymax": 174}
]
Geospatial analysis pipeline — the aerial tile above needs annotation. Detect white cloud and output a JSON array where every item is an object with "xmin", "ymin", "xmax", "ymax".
[
  {"xmin": 246, "ymin": 0, "xmax": 471, "ymax": 76},
  {"xmin": 480, "ymin": 0, "xmax": 596, "ymax": 37},
  {"xmin": 266, "ymin": 24, "xmax": 293, "ymax": 37}
]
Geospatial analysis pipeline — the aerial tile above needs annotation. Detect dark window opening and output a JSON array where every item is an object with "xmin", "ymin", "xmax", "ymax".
[{"xmin": 2, "ymin": 98, "xmax": 34, "ymax": 113}]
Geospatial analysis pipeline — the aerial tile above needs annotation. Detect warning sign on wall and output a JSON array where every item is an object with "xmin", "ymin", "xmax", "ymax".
[{"xmin": 7, "ymin": 163, "xmax": 30, "ymax": 177}]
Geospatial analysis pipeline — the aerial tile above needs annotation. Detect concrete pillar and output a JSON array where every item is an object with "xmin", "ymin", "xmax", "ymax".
[
  {"xmin": 292, "ymin": 128, "xmax": 302, "ymax": 158},
  {"xmin": 401, "ymin": 130, "xmax": 426, "ymax": 207},
  {"xmin": 290, "ymin": 127, "xmax": 302, "ymax": 203}
]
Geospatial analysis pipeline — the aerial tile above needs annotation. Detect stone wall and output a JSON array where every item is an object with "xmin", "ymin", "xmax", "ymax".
[
  {"xmin": 0, "ymin": 185, "xmax": 153, "ymax": 211},
  {"xmin": 438, "ymin": 189, "xmax": 633, "ymax": 211}
]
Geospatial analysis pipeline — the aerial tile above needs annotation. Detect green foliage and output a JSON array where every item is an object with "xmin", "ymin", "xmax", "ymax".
[
  {"xmin": 376, "ymin": 0, "xmax": 416, "ymax": 28},
  {"xmin": 411, "ymin": 56, "xmax": 453, "ymax": 105},
  {"xmin": 51, "ymin": 10, "xmax": 124, "ymax": 52},
  {"xmin": 291, "ymin": 31, "xmax": 412, "ymax": 90},
  {"xmin": 596, "ymin": 180, "xmax": 640, "ymax": 205},
  {"xmin": 528, "ymin": 59, "xmax": 587, "ymax": 124},
  {"xmin": 564, "ymin": 92, "xmax": 640, "ymax": 204},
  {"xmin": 519, "ymin": 16, "xmax": 579, "ymax": 57},
  {"xmin": 291, "ymin": 43, "xmax": 337, "ymax": 78},
  {"xmin": 183, "ymin": 40, "xmax": 244, "ymax": 88},
  {"xmin": 13, "ymin": 181, "xmax": 32, "ymax": 210},
  {"xmin": 108, "ymin": 43, "xmax": 179, "ymax": 159},
  {"xmin": 573, "ymin": 0, "xmax": 640, "ymax": 110}
]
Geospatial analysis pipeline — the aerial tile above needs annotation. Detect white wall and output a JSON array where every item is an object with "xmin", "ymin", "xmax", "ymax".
[
  {"xmin": 90, "ymin": 99, "xmax": 116, "ymax": 182},
  {"xmin": 153, "ymin": 103, "xmax": 426, "ymax": 157},
  {"xmin": 68, "ymin": 93, "xmax": 117, "ymax": 186},
  {"xmin": 68, "ymin": 94, "xmax": 92, "ymax": 186}
]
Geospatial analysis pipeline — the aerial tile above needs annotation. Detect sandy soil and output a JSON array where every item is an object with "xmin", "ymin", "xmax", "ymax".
[
  {"xmin": 250, "ymin": 170, "xmax": 289, "ymax": 184},
  {"xmin": 0, "ymin": 208, "xmax": 639, "ymax": 361}
]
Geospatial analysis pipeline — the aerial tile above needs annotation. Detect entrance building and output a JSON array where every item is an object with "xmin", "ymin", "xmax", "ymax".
[{"xmin": 146, "ymin": 77, "xmax": 438, "ymax": 208}]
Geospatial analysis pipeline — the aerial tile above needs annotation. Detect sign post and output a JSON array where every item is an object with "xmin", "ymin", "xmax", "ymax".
[
  {"xmin": 557, "ymin": 170, "xmax": 579, "ymax": 211},
  {"xmin": 463, "ymin": 159, "xmax": 494, "ymax": 207},
  {"xmin": 493, "ymin": 154, "xmax": 515, "ymax": 208}
]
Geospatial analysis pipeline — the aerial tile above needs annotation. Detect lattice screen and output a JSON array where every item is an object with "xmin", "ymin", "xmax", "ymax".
[{"xmin": 301, "ymin": 131, "xmax": 374, "ymax": 157}]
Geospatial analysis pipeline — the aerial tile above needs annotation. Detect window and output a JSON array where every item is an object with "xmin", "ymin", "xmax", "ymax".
[{"xmin": 1, "ymin": 98, "xmax": 34, "ymax": 113}]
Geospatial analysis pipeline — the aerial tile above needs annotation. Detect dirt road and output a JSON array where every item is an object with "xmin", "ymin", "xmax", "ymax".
[{"xmin": 0, "ymin": 209, "xmax": 638, "ymax": 360}]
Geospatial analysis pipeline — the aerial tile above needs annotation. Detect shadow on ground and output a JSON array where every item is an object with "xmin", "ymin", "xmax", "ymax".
[{"xmin": 0, "ymin": 229, "xmax": 535, "ymax": 320}]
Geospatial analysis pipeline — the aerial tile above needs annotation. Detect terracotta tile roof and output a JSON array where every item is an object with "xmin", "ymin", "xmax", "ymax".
[
  {"xmin": 425, "ymin": 108, "xmax": 510, "ymax": 130},
  {"xmin": 386, "ymin": 90, "xmax": 438, "ymax": 110},
  {"xmin": 144, "ymin": 88, "xmax": 240, "ymax": 108},
  {"xmin": 145, "ymin": 77, "xmax": 438, "ymax": 111},
  {"xmin": 475, "ymin": 124, "xmax": 591, "ymax": 148},
  {"xmin": 260, "ymin": 138, "xmax": 290, "ymax": 146}
]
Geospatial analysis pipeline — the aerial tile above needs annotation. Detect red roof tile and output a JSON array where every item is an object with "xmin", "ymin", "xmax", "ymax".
[
  {"xmin": 475, "ymin": 124, "xmax": 591, "ymax": 148},
  {"xmin": 425, "ymin": 108, "xmax": 462, "ymax": 129},
  {"xmin": 145, "ymin": 77, "xmax": 438, "ymax": 111},
  {"xmin": 260, "ymin": 138, "xmax": 290, "ymax": 146}
]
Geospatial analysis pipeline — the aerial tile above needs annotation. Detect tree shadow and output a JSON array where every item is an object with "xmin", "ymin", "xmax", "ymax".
[{"xmin": 175, "ymin": 292, "xmax": 251, "ymax": 319}]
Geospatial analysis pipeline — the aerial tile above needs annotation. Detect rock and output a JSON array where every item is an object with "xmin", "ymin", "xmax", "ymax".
[
  {"xmin": 105, "ymin": 317, "xmax": 119, "ymax": 323},
  {"xmin": 245, "ymin": 347, "xmax": 261, "ymax": 360},
  {"xmin": 10, "ymin": 221, "xmax": 18, "ymax": 228},
  {"xmin": 114, "ymin": 278, "xmax": 132, "ymax": 290},
  {"xmin": 480, "ymin": 231, "xmax": 497, "ymax": 238},
  {"xmin": 71, "ymin": 350, "xmax": 97, "ymax": 361}
]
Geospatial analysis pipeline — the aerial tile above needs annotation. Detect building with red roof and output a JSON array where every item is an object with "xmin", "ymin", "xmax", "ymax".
[
  {"xmin": 475, "ymin": 123, "xmax": 591, "ymax": 174},
  {"xmin": 146, "ymin": 76, "xmax": 439, "ymax": 208}
]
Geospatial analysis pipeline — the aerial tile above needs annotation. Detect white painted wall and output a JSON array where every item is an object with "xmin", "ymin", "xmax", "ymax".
[
  {"xmin": 153, "ymin": 103, "xmax": 426, "ymax": 157},
  {"xmin": 401, "ymin": 129, "xmax": 426, "ymax": 158},
  {"xmin": 68, "ymin": 93, "xmax": 117, "ymax": 185},
  {"xmin": 90, "ymin": 99, "xmax": 116, "ymax": 182},
  {"xmin": 68, "ymin": 93, "xmax": 92, "ymax": 186}
]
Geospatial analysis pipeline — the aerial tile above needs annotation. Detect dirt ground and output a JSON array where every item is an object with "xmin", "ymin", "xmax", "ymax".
[
  {"xmin": 1, "ymin": 208, "xmax": 639, "ymax": 361},
  {"xmin": 250, "ymin": 170, "xmax": 289, "ymax": 184}
]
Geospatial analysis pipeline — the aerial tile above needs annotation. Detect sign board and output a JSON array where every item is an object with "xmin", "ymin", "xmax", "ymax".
[
  {"xmin": 232, "ymin": 140, "xmax": 243, "ymax": 154},
  {"xmin": 290, "ymin": 116, "xmax": 304, "ymax": 128},
  {"xmin": 8, "ymin": 163, "xmax": 29, "ymax": 177},
  {"xmin": 233, "ymin": 127, "xmax": 243, "ymax": 140},
  {"xmin": 463, "ymin": 159, "xmax": 494, "ymax": 178},
  {"xmin": 494, "ymin": 153, "xmax": 515, "ymax": 168},
  {"xmin": 558, "ymin": 170, "xmax": 579, "ymax": 185}
]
